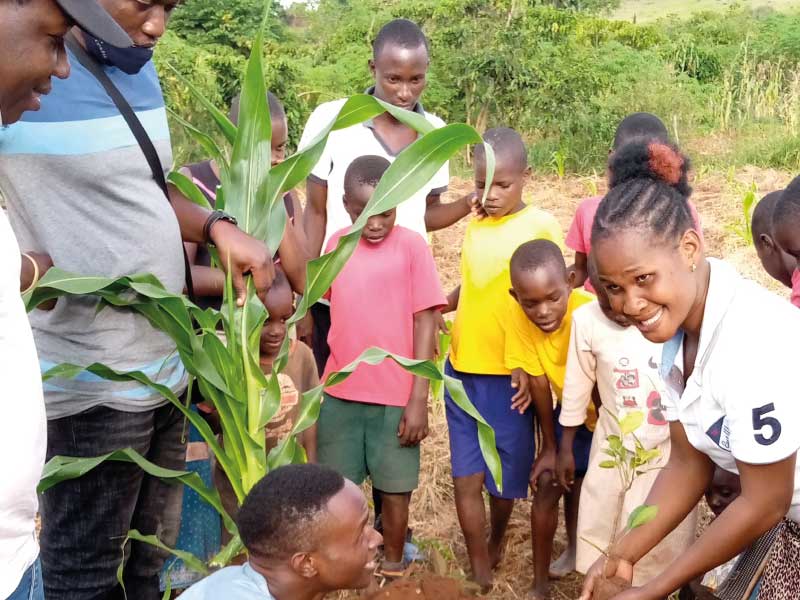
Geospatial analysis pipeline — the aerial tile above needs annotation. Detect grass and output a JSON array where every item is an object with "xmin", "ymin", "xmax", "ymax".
[{"xmin": 612, "ymin": 0, "xmax": 800, "ymax": 22}]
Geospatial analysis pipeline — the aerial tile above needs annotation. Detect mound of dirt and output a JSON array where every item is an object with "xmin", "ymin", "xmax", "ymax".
[{"xmin": 368, "ymin": 575, "xmax": 472, "ymax": 600}]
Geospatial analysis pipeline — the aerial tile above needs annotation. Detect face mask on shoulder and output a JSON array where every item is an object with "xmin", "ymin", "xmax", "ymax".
[{"xmin": 82, "ymin": 30, "xmax": 153, "ymax": 75}]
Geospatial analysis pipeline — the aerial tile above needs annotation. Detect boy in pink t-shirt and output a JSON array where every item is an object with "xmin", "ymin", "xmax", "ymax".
[
  {"xmin": 567, "ymin": 114, "xmax": 703, "ymax": 293},
  {"xmin": 317, "ymin": 155, "xmax": 446, "ymax": 577}
]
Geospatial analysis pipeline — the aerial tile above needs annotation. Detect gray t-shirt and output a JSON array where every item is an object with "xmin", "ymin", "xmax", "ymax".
[{"xmin": 0, "ymin": 53, "xmax": 187, "ymax": 418}]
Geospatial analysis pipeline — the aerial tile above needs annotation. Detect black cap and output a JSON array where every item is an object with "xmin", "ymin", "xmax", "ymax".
[{"xmin": 55, "ymin": 0, "xmax": 132, "ymax": 49}]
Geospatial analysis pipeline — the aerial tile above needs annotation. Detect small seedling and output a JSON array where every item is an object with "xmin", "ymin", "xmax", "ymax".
[
  {"xmin": 584, "ymin": 409, "xmax": 661, "ymax": 600},
  {"xmin": 726, "ymin": 181, "xmax": 758, "ymax": 246}
]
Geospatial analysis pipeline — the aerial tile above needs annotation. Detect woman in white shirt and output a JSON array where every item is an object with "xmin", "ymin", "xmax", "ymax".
[{"xmin": 580, "ymin": 140, "xmax": 800, "ymax": 600}]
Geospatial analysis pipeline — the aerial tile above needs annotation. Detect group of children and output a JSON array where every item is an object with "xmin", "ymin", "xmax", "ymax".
[{"xmin": 166, "ymin": 16, "xmax": 800, "ymax": 600}]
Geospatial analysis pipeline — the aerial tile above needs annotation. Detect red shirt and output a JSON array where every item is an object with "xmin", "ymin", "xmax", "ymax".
[{"xmin": 323, "ymin": 226, "xmax": 446, "ymax": 406}]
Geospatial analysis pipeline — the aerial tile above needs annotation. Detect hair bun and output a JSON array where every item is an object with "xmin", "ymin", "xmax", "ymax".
[
  {"xmin": 648, "ymin": 142, "xmax": 684, "ymax": 186},
  {"xmin": 608, "ymin": 138, "xmax": 691, "ymax": 197}
]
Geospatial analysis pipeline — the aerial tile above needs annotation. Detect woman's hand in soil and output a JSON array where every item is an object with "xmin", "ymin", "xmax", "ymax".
[
  {"xmin": 579, "ymin": 555, "xmax": 634, "ymax": 600},
  {"xmin": 510, "ymin": 368, "xmax": 532, "ymax": 414},
  {"xmin": 398, "ymin": 394, "xmax": 429, "ymax": 447},
  {"xmin": 529, "ymin": 447, "xmax": 557, "ymax": 493}
]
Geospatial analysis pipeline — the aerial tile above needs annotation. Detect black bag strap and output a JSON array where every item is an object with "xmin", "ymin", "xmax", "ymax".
[{"xmin": 65, "ymin": 33, "xmax": 196, "ymax": 302}]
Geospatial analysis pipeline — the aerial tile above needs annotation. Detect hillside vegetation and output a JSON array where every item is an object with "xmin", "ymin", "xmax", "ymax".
[{"xmin": 158, "ymin": 0, "xmax": 800, "ymax": 175}]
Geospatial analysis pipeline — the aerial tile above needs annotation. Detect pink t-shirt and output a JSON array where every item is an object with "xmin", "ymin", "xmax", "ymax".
[
  {"xmin": 792, "ymin": 269, "xmax": 800, "ymax": 308},
  {"xmin": 566, "ymin": 195, "xmax": 705, "ymax": 294},
  {"xmin": 322, "ymin": 226, "xmax": 446, "ymax": 406}
]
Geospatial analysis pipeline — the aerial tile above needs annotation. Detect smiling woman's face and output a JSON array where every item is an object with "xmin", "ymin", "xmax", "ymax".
[{"xmin": 593, "ymin": 228, "xmax": 701, "ymax": 343}]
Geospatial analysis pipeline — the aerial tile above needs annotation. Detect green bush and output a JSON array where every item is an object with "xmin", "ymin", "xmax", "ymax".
[{"xmin": 161, "ymin": 0, "xmax": 800, "ymax": 174}]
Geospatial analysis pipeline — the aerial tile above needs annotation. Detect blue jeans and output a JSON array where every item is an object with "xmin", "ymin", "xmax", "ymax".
[
  {"xmin": 40, "ymin": 403, "xmax": 186, "ymax": 600},
  {"xmin": 8, "ymin": 558, "xmax": 44, "ymax": 600}
]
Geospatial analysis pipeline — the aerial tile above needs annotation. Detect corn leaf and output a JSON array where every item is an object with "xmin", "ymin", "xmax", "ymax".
[
  {"xmin": 166, "ymin": 62, "xmax": 237, "ymax": 145},
  {"xmin": 39, "ymin": 448, "xmax": 236, "ymax": 536},
  {"xmin": 127, "ymin": 529, "xmax": 209, "ymax": 576},
  {"xmin": 168, "ymin": 170, "xmax": 212, "ymax": 211}
]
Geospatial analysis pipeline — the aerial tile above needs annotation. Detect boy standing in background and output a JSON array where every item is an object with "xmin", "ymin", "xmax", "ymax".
[
  {"xmin": 316, "ymin": 155, "xmax": 446, "ymax": 578},
  {"xmin": 442, "ymin": 128, "xmax": 563, "ymax": 590}
]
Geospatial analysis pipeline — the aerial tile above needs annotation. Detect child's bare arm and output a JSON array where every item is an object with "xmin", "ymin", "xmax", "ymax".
[
  {"xmin": 556, "ymin": 426, "xmax": 578, "ymax": 490},
  {"xmin": 398, "ymin": 308, "xmax": 437, "ymax": 446},
  {"xmin": 444, "ymin": 285, "xmax": 461, "ymax": 314},
  {"xmin": 568, "ymin": 251, "xmax": 589, "ymax": 288},
  {"xmin": 529, "ymin": 374, "xmax": 557, "ymax": 491}
]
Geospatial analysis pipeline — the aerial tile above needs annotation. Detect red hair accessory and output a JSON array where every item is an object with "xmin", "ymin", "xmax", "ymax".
[{"xmin": 648, "ymin": 143, "xmax": 683, "ymax": 186}]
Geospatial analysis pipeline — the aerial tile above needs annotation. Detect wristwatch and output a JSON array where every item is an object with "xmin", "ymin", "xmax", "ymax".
[{"xmin": 203, "ymin": 210, "xmax": 238, "ymax": 246}]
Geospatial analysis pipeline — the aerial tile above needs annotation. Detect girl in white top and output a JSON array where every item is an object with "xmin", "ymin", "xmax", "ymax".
[
  {"xmin": 557, "ymin": 261, "xmax": 696, "ymax": 586},
  {"xmin": 580, "ymin": 140, "xmax": 800, "ymax": 600}
]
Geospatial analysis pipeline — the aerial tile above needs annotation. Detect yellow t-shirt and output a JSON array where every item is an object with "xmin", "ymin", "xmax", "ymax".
[
  {"xmin": 450, "ymin": 204, "xmax": 564, "ymax": 374},
  {"xmin": 504, "ymin": 288, "xmax": 597, "ymax": 429}
]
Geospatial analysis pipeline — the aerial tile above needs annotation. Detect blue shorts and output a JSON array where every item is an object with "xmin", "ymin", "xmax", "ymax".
[
  {"xmin": 444, "ymin": 361, "xmax": 535, "ymax": 499},
  {"xmin": 554, "ymin": 405, "xmax": 593, "ymax": 478}
]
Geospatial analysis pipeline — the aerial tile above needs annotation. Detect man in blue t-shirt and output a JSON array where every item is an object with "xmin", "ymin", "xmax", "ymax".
[
  {"xmin": 182, "ymin": 465, "xmax": 383, "ymax": 600},
  {"xmin": 0, "ymin": 3, "xmax": 278, "ymax": 599}
]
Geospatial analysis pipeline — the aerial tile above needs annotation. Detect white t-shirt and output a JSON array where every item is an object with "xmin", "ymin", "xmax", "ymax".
[
  {"xmin": 298, "ymin": 95, "xmax": 449, "ymax": 248},
  {"xmin": 661, "ymin": 258, "xmax": 800, "ymax": 521},
  {"xmin": 0, "ymin": 210, "xmax": 46, "ymax": 597},
  {"xmin": 560, "ymin": 301, "xmax": 669, "ymax": 450}
]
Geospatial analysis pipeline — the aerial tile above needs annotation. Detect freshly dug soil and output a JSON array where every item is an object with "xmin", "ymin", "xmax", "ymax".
[
  {"xmin": 368, "ymin": 575, "xmax": 470, "ymax": 600},
  {"xmin": 591, "ymin": 576, "xmax": 631, "ymax": 600}
]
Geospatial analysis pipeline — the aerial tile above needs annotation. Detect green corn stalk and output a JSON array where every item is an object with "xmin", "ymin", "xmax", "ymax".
[
  {"xmin": 26, "ymin": 9, "xmax": 503, "ymax": 578},
  {"xmin": 551, "ymin": 148, "xmax": 567, "ymax": 179}
]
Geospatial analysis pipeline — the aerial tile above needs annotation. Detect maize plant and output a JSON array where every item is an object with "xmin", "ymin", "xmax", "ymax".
[{"xmin": 26, "ymin": 14, "xmax": 503, "ymax": 580}]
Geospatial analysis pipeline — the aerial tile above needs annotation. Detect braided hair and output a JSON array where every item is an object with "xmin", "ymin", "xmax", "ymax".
[{"xmin": 592, "ymin": 141, "xmax": 694, "ymax": 245}]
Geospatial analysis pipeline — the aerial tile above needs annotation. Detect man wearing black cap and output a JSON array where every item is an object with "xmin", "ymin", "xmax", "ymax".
[{"xmin": 0, "ymin": 3, "xmax": 128, "ymax": 599}]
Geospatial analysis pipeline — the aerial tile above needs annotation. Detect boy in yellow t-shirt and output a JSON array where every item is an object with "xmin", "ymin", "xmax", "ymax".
[
  {"xmin": 441, "ymin": 128, "xmax": 563, "ymax": 590},
  {"xmin": 505, "ymin": 239, "xmax": 594, "ymax": 600}
]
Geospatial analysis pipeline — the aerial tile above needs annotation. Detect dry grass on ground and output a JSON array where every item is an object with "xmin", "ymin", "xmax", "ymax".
[{"xmin": 340, "ymin": 166, "xmax": 792, "ymax": 599}]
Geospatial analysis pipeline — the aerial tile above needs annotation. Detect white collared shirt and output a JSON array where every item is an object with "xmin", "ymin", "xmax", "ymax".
[
  {"xmin": 298, "ymin": 96, "xmax": 449, "ymax": 249},
  {"xmin": 661, "ymin": 259, "xmax": 800, "ymax": 521}
]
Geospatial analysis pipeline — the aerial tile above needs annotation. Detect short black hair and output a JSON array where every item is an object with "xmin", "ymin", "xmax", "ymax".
[
  {"xmin": 774, "ymin": 175, "xmax": 800, "ymax": 227},
  {"xmin": 267, "ymin": 265, "xmax": 291, "ymax": 296},
  {"xmin": 751, "ymin": 191, "xmax": 783, "ymax": 240},
  {"xmin": 473, "ymin": 127, "xmax": 528, "ymax": 173},
  {"xmin": 237, "ymin": 464, "xmax": 346, "ymax": 561},
  {"xmin": 229, "ymin": 91, "xmax": 285, "ymax": 127},
  {"xmin": 344, "ymin": 155, "xmax": 391, "ymax": 199},
  {"xmin": 372, "ymin": 18, "xmax": 429, "ymax": 59},
  {"xmin": 593, "ymin": 140, "xmax": 694, "ymax": 245},
  {"xmin": 612, "ymin": 113, "xmax": 670, "ymax": 150},
  {"xmin": 510, "ymin": 239, "xmax": 567, "ymax": 279}
]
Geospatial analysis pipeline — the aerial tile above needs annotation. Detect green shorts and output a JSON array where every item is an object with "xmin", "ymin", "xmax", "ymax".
[{"xmin": 317, "ymin": 394, "xmax": 420, "ymax": 493}]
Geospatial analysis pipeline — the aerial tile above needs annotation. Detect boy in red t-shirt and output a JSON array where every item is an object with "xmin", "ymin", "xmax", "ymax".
[{"xmin": 317, "ymin": 155, "xmax": 446, "ymax": 577}]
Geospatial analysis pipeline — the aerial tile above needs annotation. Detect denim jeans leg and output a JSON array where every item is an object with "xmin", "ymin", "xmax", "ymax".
[
  {"xmin": 40, "ymin": 405, "xmax": 157, "ymax": 600},
  {"xmin": 123, "ymin": 404, "xmax": 187, "ymax": 600},
  {"xmin": 8, "ymin": 557, "xmax": 44, "ymax": 600}
]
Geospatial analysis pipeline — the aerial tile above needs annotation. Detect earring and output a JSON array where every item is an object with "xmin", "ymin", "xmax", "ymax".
[{"xmin": 691, "ymin": 263, "xmax": 697, "ymax": 272}]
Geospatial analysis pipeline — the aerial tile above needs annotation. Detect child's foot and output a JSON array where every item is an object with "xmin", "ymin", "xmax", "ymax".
[
  {"xmin": 488, "ymin": 538, "xmax": 506, "ymax": 570},
  {"xmin": 548, "ymin": 547, "xmax": 576, "ymax": 578},
  {"xmin": 470, "ymin": 570, "xmax": 493, "ymax": 595}
]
